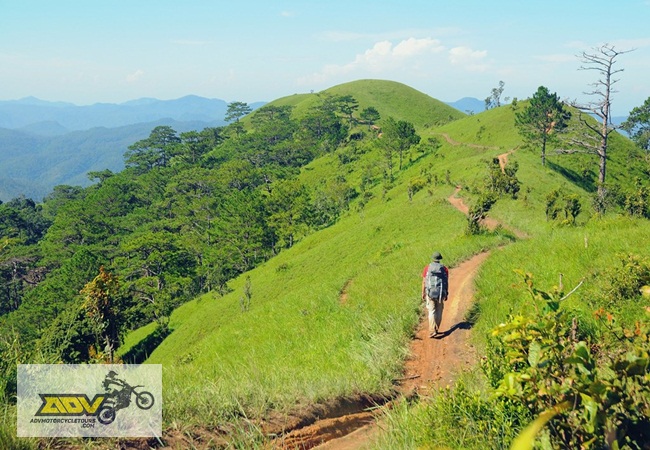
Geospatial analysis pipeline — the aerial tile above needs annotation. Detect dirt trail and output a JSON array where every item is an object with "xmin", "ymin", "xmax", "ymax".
[
  {"xmin": 436, "ymin": 132, "xmax": 500, "ymax": 151},
  {"xmin": 273, "ymin": 251, "xmax": 490, "ymax": 450},
  {"xmin": 277, "ymin": 146, "xmax": 527, "ymax": 449},
  {"xmin": 273, "ymin": 184, "xmax": 513, "ymax": 449},
  {"xmin": 447, "ymin": 186, "xmax": 501, "ymax": 232}
]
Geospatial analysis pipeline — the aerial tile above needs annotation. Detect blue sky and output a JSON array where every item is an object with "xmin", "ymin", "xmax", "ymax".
[{"xmin": 1, "ymin": 0, "xmax": 649, "ymax": 115}]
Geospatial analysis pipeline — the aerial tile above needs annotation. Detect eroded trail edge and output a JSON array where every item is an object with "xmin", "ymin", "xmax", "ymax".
[
  {"xmin": 276, "ymin": 180, "xmax": 522, "ymax": 449},
  {"xmin": 271, "ymin": 250, "xmax": 492, "ymax": 449}
]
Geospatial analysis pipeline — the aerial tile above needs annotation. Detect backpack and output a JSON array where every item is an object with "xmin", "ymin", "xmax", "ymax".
[{"xmin": 425, "ymin": 262, "xmax": 448, "ymax": 301}]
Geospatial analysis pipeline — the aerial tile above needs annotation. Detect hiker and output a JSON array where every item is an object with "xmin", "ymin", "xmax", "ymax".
[{"xmin": 421, "ymin": 252, "xmax": 449, "ymax": 337}]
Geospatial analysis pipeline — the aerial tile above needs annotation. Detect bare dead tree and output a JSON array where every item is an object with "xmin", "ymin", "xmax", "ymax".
[{"xmin": 565, "ymin": 44, "xmax": 634, "ymax": 213}]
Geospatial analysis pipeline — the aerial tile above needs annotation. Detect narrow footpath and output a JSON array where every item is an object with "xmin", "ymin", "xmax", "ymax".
[{"xmin": 273, "ymin": 190, "xmax": 500, "ymax": 449}]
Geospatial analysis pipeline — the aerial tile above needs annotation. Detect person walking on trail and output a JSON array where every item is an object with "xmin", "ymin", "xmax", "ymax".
[{"xmin": 421, "ymin": 252, "xmax": 449, "ymax": 337}]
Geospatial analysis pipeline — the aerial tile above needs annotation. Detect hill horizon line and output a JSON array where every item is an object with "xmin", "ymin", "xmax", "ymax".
[{"xmin": 0, "ymin": 92, "xmax": 477, "ymax": 110}]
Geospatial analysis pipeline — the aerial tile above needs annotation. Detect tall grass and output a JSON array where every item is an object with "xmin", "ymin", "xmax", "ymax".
[
  {"xmin": 114, "ymin": 98, "xmax": 649, "ymax": 446},
  {"xmin": 371, "ymin": 379, "xmax": 529, "ymax": 450},
  {"xmin": 0, "ymin": 405, "xmax": 37, "ymax": 450},
  {"xmin": 473, "ymin": 216, "xmax": 650, "ymax": 341},
  {"xmin": 147, "ymin": 178, "xmax": 511, "ymax": 426}
]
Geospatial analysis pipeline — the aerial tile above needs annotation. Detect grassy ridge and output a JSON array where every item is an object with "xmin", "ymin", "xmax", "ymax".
[
  {"xmin": 268, "ymin": 79, "xmax": 465, "ymax": 129},
  {"xmin": 147, "ymin": 176, "xmax": 509, "ymax": 424},
  {"xmin": 115, "ymin": 83, "xmax": 647, "ymax": 445},
  {"xmin": 367, "ymin": 105, "xmax": 650, "ymax": 449}
]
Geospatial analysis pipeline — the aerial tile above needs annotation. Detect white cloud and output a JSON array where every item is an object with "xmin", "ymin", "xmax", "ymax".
[
  {"xmin": 298, "ymin": 38, "xmax": 444, "ymax": 85},
  {"xmin": 448, "ymin": 46, "xmax": 488, "ymax": 71},
  {"xmin": 394, "ymin": 37, "xmax": 445, "ymax": 57},
  {"xmin": 280, "ymin": 10, "xmax": 296, "ymax": 17},
  {"xmin": 126, "ymin": 69, "xmax": 144, "ymax": 83}
]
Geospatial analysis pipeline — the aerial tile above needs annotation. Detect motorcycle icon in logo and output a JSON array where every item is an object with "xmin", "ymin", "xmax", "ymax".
[{"xmin": 96, "ymin": 370, "xmax": 155, "ymax": 425}]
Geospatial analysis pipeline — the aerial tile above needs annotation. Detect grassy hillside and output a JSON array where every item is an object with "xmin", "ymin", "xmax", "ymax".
[
  {"xmin": 146, "ymin": 181, "xmax": 509, "ymax": 424},
  {"xmin": 134, "ymin": 91, "xmax": 645, "ymax": 430},
  {"xmin": 268, "ymin": 79, "xmax": 465, "ymax": 129},
  {"xmin": 135, "ymin": 86, "xmax": 495, "ymax": 426},
  {"xmin": 6, "ymin": 80, "xmax": 646, "ymax": 449}
]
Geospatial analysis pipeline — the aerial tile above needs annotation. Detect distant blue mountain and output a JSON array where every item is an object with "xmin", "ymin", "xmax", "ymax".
[
  {"xmin": 0, "ymin": 95, "xmax": 268, "ymax": 201},
  {"xmin": 445, "ymin": 97, "xmax": 484, "ymax": 114},
  {"xmin": 0, "ymin": 118, "xmax": 225, "ymax": 202},
  {"xmin": 0, "ymin": 95, "xmax": 233, "ymax": 130},
  {"xmin": 17, "ymin": 120, "xmax": 70, "ymax": 137}
]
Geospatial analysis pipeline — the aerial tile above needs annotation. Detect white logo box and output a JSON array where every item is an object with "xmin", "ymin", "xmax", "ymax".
[{"xmin": 17, "ymin": 364, "xmax": 162, "ymax": 438}]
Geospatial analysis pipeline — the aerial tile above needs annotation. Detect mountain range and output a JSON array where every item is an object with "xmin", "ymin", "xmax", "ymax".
[
  {"xmin": 1, "ymin": 93, "xmax": 618, "ymax": 202},
  {"xmin": 0, "ymin": 95, "xmax": 268, "ymax": 132},
  {"xmin": 0, "ymin": 96, "xmax": 270, "ymax": 201}
]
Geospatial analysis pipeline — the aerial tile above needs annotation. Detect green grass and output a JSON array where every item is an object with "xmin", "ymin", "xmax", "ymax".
[
  {"xmin": 110, "ymin": 82, "xmax": 650, "ymax": 447},
  {"xmin": 146, "ymin": 177, "xmax": 510, "ymax": 425},
  {"xmin": 0, "ymin": 405, "xmax": 36, "ymax": 450},
  {"xmin": 370, "ymin": 379, "xmax": 530, "ymax": 450},
  {"xmin": 266, "ymin": 79, "xmax": 465, "ymax": 130},
  {"xmin": 473, "ymin": 216, "xmax": 650, "ymax": 339}
]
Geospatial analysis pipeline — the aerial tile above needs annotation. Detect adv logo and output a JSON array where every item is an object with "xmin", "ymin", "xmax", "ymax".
[
  {"xmin": 18, "ymin": 364, "xmax": 161, "ymax": 438},
  {"xmin": 36, "ymin": 394, "xmax": 106, "ymax": 416}
]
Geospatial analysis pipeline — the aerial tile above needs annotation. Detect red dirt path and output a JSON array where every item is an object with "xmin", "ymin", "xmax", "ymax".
[{"xmin": 273, "ymin": 190, "xmax": 501, "ymax": 450}]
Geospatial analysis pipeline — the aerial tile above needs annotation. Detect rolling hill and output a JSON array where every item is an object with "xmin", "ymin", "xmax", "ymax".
[
  {"xmin": 0, "ymin": 119, "xmax": 222, "ymax": 201},
  {"xmin": 114, "ymin": 80, "xmax": 649, "ymax": 447},
  {"xmin": 1, "ymin": 79, "xmax": 648, "ymax": 449}
]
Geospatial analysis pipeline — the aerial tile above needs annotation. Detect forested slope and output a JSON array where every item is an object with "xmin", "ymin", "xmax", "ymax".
[{"xmin": 1, "ymin": 79, "xmax": 649, "ymax": 449}]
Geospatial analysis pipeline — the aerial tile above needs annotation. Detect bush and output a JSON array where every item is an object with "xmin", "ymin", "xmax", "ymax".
[
  {"xmin": 604, "ymin": 254, "xmax": 650, "ymax": 303},
  {"xmin": 485, "ymin": 271, "xmax": 650, "ymax": 448}
]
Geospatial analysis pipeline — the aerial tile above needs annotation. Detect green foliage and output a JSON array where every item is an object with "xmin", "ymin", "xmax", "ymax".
[
  {"xmin": 124, "ymin": 125, "xmax": 180, "ymax": 174},
  {"xmin": 225, "ymin": 101, "xmax": 252, "ymax": 123},
  {"xmin": 80, "ymin": 266, "xmax": 123, "ymax": 362},
  {"xmin": 621, "ymin": 97, "xmax": 650, "ymax": 152},
  {"xmin": 601, "ymin": 254, "xmax": 650, "ymax": 303},
  {"xmin": 622, "ymin": 178, "xmax": 650, "ymax": 218},
  {"xmin": 0, "ymin": 329, "xmax": 22, "ymax": 403},
  {"xmin": 360, "ymin": 106, "xmax": 381, "ymax": 125},
  {"xmin": 0, "ymin": 405, "xmax": 37, "ymax": 450},
  {"xmin": 466, "ymin": 158, "xmax": 520, "ymax": 235},
  {"xmin": 545, "ymin": 189, "xmax": 582, "ymax": 225},
  {"xmin": 486, "ymin": 271, "xmax": 650, "ymax": 449},
  {"xmin": 486, "ymin": 158, "xmax": 521, "ymax": 199},
  {"xmin": 335, "ymin": 94, "xmax": 359, "ymax": 124},
  {"xmin": 407, "ymin": 176, "xmax": 428, "ymax": 201},
  {"xmin": 515, "ymin": 86, "xmax": 571, "ymax": 166},
  {"xmin": 466, "ymin": 190, "xmax": 497, "ymax": 235},
  {"xmin": 374, "ymin": 382, "xmax": 529, "ymax": 450},
  {"xmin": 563, "ymin": 193, "xmax": 582, "ymax": 224},
  {"xmin": 379, "ymin": 117, "xmax": 421, "ymax": 177}
]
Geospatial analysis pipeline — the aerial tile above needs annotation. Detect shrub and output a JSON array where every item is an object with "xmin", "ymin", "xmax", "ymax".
[{"xmin": 486, "ymin": 271, "xmax": 650, "ymax": 448}]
